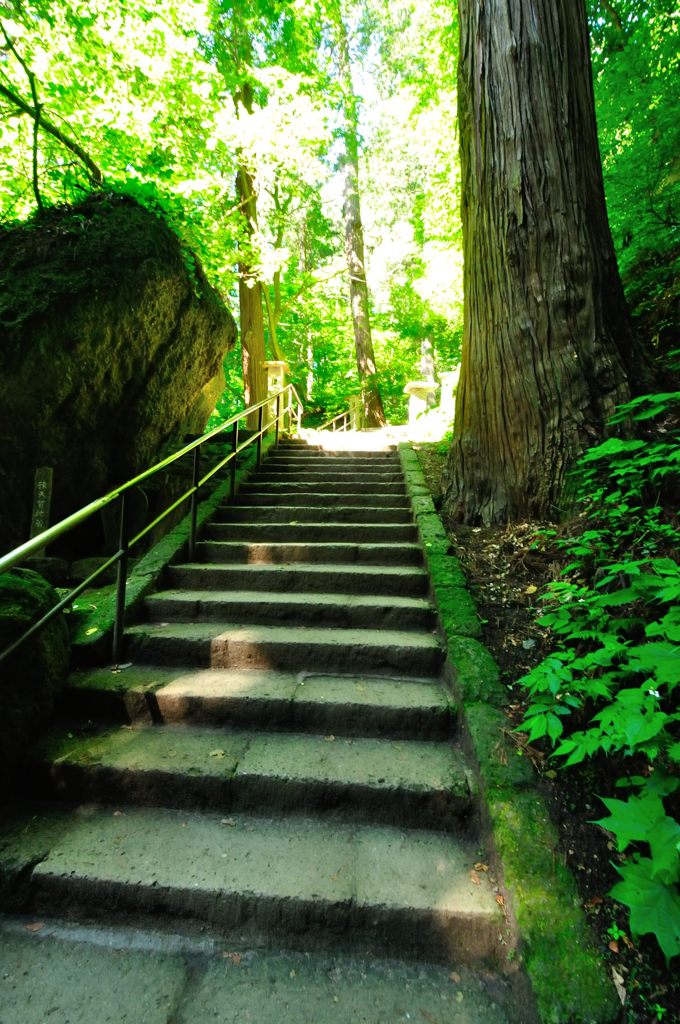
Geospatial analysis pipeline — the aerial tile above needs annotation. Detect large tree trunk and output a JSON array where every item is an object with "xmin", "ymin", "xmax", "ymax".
[
  {"xmin": 235, "ymin": 163, "xmax": 267, "ymax": 428},
  {"xmin": 442, "ymin": 0, "xmax": 651, "ymax": 525},
  {"xmin": 334, "ymin": 10, "xmax": 386, "ymax": 428}
]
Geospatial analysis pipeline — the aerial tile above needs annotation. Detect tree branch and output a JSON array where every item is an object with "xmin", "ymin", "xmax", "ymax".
[{"xmin": 0, "ymin": 80, "xmax": 103, "ymax": 185}]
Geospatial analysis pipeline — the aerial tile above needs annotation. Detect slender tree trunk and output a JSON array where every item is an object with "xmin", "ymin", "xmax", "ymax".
[
  {"xmin": 334, "ymin": 10, "xmax": 386, "ymax": 428},
  {"xmin": 233, "ymin": 73, "xmax": 267, "ymax": 429},
  {"xmin": 442, "ymin": 0, "xmax": 651, "ymax": 525},
  {"xmin": 235, "ymin": 163, "xmax": 267, "ymax": 428}
]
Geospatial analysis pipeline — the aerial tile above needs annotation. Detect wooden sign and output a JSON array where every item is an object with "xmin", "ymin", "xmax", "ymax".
[{"xmin": 30, "ymin": 466, "xmax": 53, "ymax": 547}]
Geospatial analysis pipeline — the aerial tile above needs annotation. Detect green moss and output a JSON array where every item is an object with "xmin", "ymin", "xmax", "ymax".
[
  {"xmin": 435, "ymin": 585, "xmax": 482, "ymax": 638},
  {"xmin": 446, "ymin": 636, "xmax": 506, "ymax": 706},
  {"xmin": 0, "ymin": 194, "xmax": 183, "ymax": 356},
  {"xmin": 489, "ymin": 790, "xmax": 618, "ymax": 1023},
  {"xmin": 465, "ymin": 703, "xmax": 534, "ymax": 789},
  {"xmin": 0, "ymin": 569, "xmax": 69, "ymax": 783}
]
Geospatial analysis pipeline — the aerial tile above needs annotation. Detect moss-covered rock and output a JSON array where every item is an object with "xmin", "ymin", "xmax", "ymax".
[
  {"xmin": 0, "ymin": 569, "xmax": 69, "ymax": 786},
  {"xmin": 446, "ymin": 635, "xmax": 506, "ymax": 706},
  {"xmin": 489, "ymin": 790, "xmax": 619, "ymax": 1024},
  {"xmin": 0, "ymin": 192, "xmax": 236, "ymax": 552},
  {"xmin": 465, "ymin": 703, "xmax": 535, "ymax": 790}
]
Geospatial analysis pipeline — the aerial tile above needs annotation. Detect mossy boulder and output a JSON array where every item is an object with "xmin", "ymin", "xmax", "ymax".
[
  {"xmin": 0, "ymin": 192, "xmax": 236, "ymax": 552},
  {"xmin": 0, "ymin": 569, "xmax": 69, "ymax": 786}
]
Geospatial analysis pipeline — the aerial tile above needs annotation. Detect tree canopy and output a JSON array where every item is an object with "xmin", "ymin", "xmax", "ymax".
[{"xmin": 0, "ymin": 0, "xmax": 676, "ymax": 428}]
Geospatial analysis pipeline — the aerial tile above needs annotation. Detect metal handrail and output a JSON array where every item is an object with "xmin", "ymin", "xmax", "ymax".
[
  {"xmin": 318, "ymin": 409, "xmax": 351, "ymax": 432},
  {"xmin": 0, "ymin": 383, "xmax": 304, "ymax": 665}
]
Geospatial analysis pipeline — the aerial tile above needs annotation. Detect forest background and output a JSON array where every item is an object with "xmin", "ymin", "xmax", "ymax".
[
  {"xmin": 1, "ymin": 0, "xmax": 679, "ymax": 1011},
  {"xmin": 2, "ymin": 0, "xmax": 675, "ymax": 426}
]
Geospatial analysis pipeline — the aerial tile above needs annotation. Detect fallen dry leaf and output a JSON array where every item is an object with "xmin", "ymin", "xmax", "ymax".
[
  {"xmin": 24, "ymin": 922, "xmax": 44, "ymax": 933},
  {"xmin": 449, "ymin": 971, "xmax": 461, "ymax": 984},
  {"xmin": 222, "ymin": 951, "xmax": 242, "ymax": 965},
  {"xmin": 609, "ymin": 940, "xmax": 619, "ymax": 953},
  {"xmin": 324, "ymin": 735, "xmax": 336, "ymax": 742},
  {"xmin": 209, "ymin": 749, "xmax": 225, "ymax": 758},
  {"xmin": 495, "ymin": 893, "xmax": 505, "ymax": 907},
  {"xmin": 474, "ymin": 862, "xmax": 489, "ymax": 873},
  {"xmin": 611, "ymin": 967, "xmax": 626, "ymax": 1006},
  {"xmin": 469, "ymin": 870, "xmax": 481, "ymax": 885}
]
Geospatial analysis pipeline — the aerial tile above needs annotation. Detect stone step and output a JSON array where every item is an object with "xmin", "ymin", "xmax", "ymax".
[
  {"xmin": 232, "ymin": 490, "xmax": 409, "ymax": 508},
  {"xmin": 23, "ymin": 806, "xmax": 501, "ymax": 963},
  {"xmin": 255, "ymin": 469, "xmax": 404, "ymax": 484},
  {"xmin": 145, "ymin": 590, "xmax": 436, "ymax": 631},
  {"xmin": 260, "ymin": 458, "xmax": 399, "ymax": 468},
  {"xmin": 123, "ymin": 621, "xmax": 444, "ymax": 676},
  {"xmin": 214, "ymin": 505, "xmax": 413, "ymax": 525},
  {"xmin": 239, "ymin": 479, "xmax": 407, "ymax": 496},
  {"xmin": 64, "ymin": 667, "xmax": 456, "ymax": 738},
  {"xmin": 201, "ymin": 522, "xmax": 418, "ymax": 543},
  {"xmin": 194, "ymin": 540, "xmax": 424, "ymax": 567},
  {"xmin": 167, "ymin": 562, "xmax": 429, "ymax": 597},
  {"xmin": 36, "ymin": 724, "xmax": 472, "ymax": 829}
]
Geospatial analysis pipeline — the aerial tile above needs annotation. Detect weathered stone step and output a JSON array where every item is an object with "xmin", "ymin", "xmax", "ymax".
[
  {"xmin": 272, "ymin": 446, "xmax": 396, "ymax": 458},
  {"xmin": 232, "ymin": 490, "xmax": 409, "ymax": 508},
  {"xmin": 145, "ymin": 590, "xmax": 436, "ymax": 631},
  {"xmin": 215, "ymin": 505, "xmax": 413, "ymax": 525},
  {"xmin": 200, "ymin": 522, "xmax": 418, "ymax": 543},
  {"xmin": 266, "ymin": 453, "xmax": 398, "ymax": 465},
  {"xmin": 36, "ymin": 724, "xmax": 472, "ymax": 829},
  {"xmin": 22, "ymin": 806, "xmax": 501, "ymax": 963},
  {"xmin": 64, "ymin": 666, "xmax": 456, "ymax": 738},
  {"xmin": 123, "ymin": 621, "xmax": 444, "ymax": 676},
  {"xmin": 239, "ymin": 482, "xmax": 407, "ymax": 499},
  {"xmin": 167, "ymin": 562, "xmax": 429, "ymax": 597},
  {"xmin": 254, "ymin": 470, "xmax": 404, "ymax": 485},
  {"xmin": 194, "ymin": 540, "xmax": 423, "ymax": 567}
]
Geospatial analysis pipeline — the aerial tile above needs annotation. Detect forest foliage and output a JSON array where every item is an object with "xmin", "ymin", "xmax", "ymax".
[
  {"xmin": 1, "ymin": 0, "xmax": 679, "ymax": 964},
  {"xmin": 1, "ymin": 1, "xmax": 676, "ymax": 412}
]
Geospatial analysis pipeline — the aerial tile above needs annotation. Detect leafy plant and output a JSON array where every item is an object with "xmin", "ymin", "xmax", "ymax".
[{"xmin": 518, "ymin": 390, "xmax": 680, "ymax": 959}]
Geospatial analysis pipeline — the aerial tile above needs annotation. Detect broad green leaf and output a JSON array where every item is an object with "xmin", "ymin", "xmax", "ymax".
[
  {"xmin": 610, "ymin": 859, "xmax": 680, "ymax": 962},
  {"xmin": 594, "ymin": 792, "xmax": 666, "ymax": 850}
]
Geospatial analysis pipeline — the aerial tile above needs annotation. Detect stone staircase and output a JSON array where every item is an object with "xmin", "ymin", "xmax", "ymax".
[{"xmin": 10, "ymin": 438, "xmax": 503, "ymax": 966}]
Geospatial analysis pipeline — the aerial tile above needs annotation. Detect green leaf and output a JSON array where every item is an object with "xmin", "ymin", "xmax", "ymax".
[
  {"xmin": 648, "ymin": 816, "xmax": 680, "ymax": 883},
  {"xmin": 594, "ymin": 792, "xmax": 667, "ymax": 850},
  {"xmin": 610, "ymin": 859, "xmax": 680, "ymax": 961},
  {"xmin": 627, "ymin": 643, "xmax": 680, "ymax": 686}
]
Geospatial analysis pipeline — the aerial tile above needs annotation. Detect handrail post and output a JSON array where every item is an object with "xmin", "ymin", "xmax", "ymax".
[
  {"xmin": 112, "ymin": 493, "xmax": 128, "ymax": 664},
  {"xmin": 188, "ymin": 446, "xmax": 200, "ymax": 560},
  {"xmin": 230, "ymin": 421, "xmax": 239, "ymax": 497},
  {"xmin": 256, "ymin": 405, "xmax": 263, "ymax": 468},
  {"xmin": 275, "ymin": 394, "xmax": 281, "ymax": 446}
]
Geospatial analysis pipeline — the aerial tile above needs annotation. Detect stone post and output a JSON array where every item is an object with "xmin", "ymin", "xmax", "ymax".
[
  {"xmin": 263, "ymin": 360, "xmax": 289, "ymax": 432},
  {"xmin": 404, "ymin": 381, "xmax": 440, "ymax": 427},
  {"xmin": 439, "ymin": 368, "xmax": 460, "ymax": 423}
]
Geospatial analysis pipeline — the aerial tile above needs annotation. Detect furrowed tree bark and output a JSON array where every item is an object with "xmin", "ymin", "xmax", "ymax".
[
  {"xmin": 443, "ymin": 0, "xmax": 651, "ymax": 525},
  {"xmin": 333, "ymin": 8, "xmax": 386, "ymax": 428}
]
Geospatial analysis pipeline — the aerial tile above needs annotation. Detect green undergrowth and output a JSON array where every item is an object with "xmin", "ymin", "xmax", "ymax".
[{"xmin": 519, "ymin": 387, "xmax": 680, "ymax": 963}]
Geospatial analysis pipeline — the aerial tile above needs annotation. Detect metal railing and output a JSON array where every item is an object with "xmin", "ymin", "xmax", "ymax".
[
  {"xmin": 318, "ymin": 409, "xmax": 351, "ymax": 431},
  {"xmin": 0, "ymin": 384, "xmax": 303, "ymax": 666}
]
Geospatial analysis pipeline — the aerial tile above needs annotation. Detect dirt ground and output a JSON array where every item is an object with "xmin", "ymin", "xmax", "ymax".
[{"xmin": 415, "ymin": 443, "xmax": 678, "ymax": 1024}]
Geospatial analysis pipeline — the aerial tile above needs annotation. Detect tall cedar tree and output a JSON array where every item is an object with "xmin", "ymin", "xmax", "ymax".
[
  {"xmin": 332, "ymin": 6, "xmax": 386, "ymax": 427},
  {"xmin": 443, "ymin": 0, "xmax": 651, "ymax": 524}
]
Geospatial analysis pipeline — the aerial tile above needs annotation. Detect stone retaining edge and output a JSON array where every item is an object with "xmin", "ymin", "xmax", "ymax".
[
  {"xmin": 71, "ymin": 436, "xmax": 277, "ymax": 665},
  {"xmin": 399, "ymin": 443, "xmax": 618, "ymax": 1024}
]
